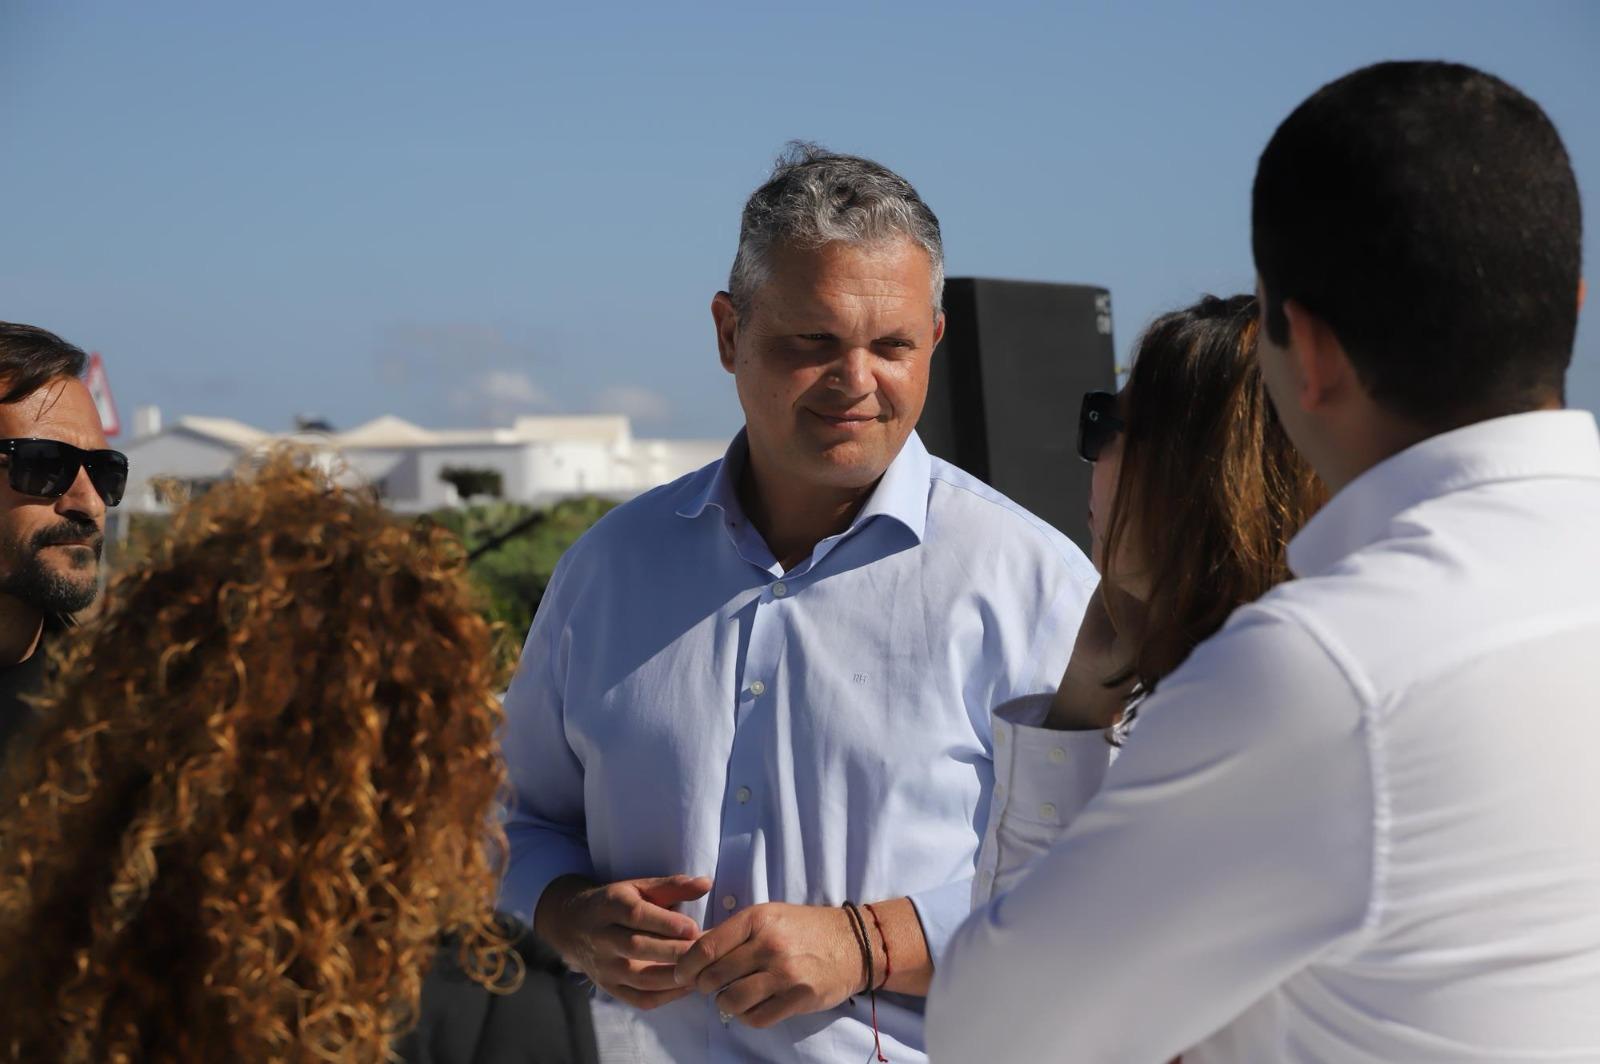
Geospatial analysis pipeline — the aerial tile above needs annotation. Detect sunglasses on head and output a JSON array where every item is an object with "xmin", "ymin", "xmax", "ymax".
[
  {"xmin": 0, "ymin": 438, "xmax": 129, "ymax": 507},
  {"xmin": 1077, "ymin": 391, "xmax": 1125, "ymax": 464}
]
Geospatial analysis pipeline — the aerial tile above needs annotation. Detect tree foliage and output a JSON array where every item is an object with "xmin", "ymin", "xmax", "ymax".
[
  {"xmin": 425, "ymin": 496, "xmax": 616, "ymax": 648},
  {"xmin": 439, "ymin": 466, "xmax": 504, "ymax": 501}
]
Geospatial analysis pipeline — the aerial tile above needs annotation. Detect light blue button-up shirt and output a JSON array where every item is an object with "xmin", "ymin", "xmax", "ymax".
[{"xmin": 501, "ymin": 430, "xmax": 1096, "ymax": 1063}]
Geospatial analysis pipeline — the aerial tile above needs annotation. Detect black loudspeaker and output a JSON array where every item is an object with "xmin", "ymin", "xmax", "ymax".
[{"xmin": 919, "ymin": 278, "xmax": 1116, "ymax": 556}]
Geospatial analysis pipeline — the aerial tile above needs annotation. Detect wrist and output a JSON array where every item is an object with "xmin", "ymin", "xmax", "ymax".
[
  {"xmin": 1042, "ymin": 692, "xmax": 1120, "ymax": 732},
  {"xmin": 862, "ymin": 902, "xmax": 891, "ymax": 991},
  {"xmin": 1042, "ymin": 701, "xmax": 1117, "ymax": 732},
  {"xmin": 534, "ymin": 874, "xmax": 593, "ymax": 958},
  {"xmin": 841, "ymin": 902, "xmax": 876, "ymax": 995}
]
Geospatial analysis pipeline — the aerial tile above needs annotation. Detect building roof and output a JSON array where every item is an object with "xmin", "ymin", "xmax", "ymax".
[
  {"xmin": 335, "ymin": 413, "xmax": 636, "ymax": 451},
  {"xmin": 154, "ymin": 412, "xmax": 684, "ymax": 455},
  {"xmin": 173, "ymin": 416, "xmax": 272, "ymax": 449},
  {"xmin": 336, "ymin": 415, "xmax": 438, "ymax": 448},
  {"xmin": 511, "ymin": 415, "xmax": 631, "ymax": 446}
]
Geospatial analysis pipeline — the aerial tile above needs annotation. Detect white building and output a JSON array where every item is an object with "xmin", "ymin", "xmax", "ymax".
[{"xmin": 117, "ymin": 408, "xmax": 727, "ymax": 514}]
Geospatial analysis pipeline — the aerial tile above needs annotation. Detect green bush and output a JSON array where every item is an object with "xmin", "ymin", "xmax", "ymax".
[{"xmin": 426, "ymin": 496, "xmax": 616, "ymax": 648}]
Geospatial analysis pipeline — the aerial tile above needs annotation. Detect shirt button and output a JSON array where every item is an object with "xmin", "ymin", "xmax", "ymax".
[
  {"xmin": 994, "ymin": 782, "xmax": 1006, "ymax": 798},
  {"xmin": 993, "ymin": 727, "xmax": 1007, "ymax": 746},
  {"xmin": 722, "ymin": 895, "xmax": 737, "ymax": 911},
  {"xmin": 1039, "ymin": 803, "xmax": 1058, "ymax": 821},
  {"xmin": 1049, "ymin": 747, "xmax": 1067, "ymax": 764},
  {"xmin": 736, "ymin": 786, "xmax": 752, "ymax": 804},
  {"xmin": 750, "ymin": 680, "xmax": 766, "ymax": 697},
  {"xmin": 772, "ymin": 581, "xmax": 789, "ymax": 598}
]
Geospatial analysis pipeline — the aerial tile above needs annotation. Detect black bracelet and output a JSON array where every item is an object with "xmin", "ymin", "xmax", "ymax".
[{"xmin": 842, "ymin": 901, "xmax": 874, "ymax": 997}]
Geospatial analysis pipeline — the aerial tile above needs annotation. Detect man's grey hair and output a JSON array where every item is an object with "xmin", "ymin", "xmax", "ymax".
[{"xmin": 728, "ymin": 142, "xmax": 945, "ymax": 318}]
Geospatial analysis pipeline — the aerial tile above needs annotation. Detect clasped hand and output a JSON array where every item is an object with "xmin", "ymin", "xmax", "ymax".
[
  {"xmin": 674, "ymin": 901, "xmax": 866, "ymax": 1028},
  {"xmin": 541, "ymin": 875, "xmax": 866, "ymax": 1027}
]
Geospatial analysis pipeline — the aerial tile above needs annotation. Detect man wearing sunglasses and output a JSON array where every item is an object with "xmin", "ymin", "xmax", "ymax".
[{"xmin": 0, "ymin": 322, "xmax": 128, "ymax": 768}]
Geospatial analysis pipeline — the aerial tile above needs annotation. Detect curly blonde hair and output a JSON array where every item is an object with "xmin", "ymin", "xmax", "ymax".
[{"xmin": 0, "ymin": 453, "xmax": 520, "ymax": 1062}]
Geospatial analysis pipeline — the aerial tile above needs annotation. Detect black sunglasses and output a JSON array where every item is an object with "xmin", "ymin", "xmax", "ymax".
[
  {"xmin": 0, "ymin": 438, "xmax": 129, "ymax": 507},
  {"xmin": 1077, "ymin": 391, "xmax": 1125, "ymax": 463}
]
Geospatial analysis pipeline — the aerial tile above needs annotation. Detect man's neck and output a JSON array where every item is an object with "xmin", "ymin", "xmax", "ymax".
[
  {"xmin": 1319, "ymin": 423, "xmax": 1432, "ymax": 495},
  {"xmin": 737, "ymin": 460, "xmax": 878, "ymax": 573},
  {"xmin": 1318, "ymin": 399, "xmax": 1565, "ymax": 495},
  {"xmin": 0, "ymin": 595, "xmax": 44, "ymax": 668}
]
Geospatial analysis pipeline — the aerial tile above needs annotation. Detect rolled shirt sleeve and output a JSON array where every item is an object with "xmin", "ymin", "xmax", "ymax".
[{"xmin": 927, "ymin": 606, "xmax": 1375, "ymax": 1063}]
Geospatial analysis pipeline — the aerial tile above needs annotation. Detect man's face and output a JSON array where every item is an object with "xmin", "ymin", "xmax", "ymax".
[
  {"xmin": 0, "ymin": 378, "xmax": 110, "ymax": 615},
  {"xmin": 715, "ymin": 238, "xmax": 944, "ymax": 494}
]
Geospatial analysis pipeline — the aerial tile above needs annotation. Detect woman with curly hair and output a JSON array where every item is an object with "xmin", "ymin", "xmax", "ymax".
[{"xmin": 0, "ymin": 455, "xmax": 597, "ymax": 1063}]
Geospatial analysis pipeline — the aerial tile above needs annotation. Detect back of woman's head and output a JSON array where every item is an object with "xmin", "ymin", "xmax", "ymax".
[
  {"xmin": 0, "ymin": 453, "xmax": 516, "ymax": 1062},
  {"xmin": 1104, "ymin": 293, "xmax": 1325, "ymax": 691}
]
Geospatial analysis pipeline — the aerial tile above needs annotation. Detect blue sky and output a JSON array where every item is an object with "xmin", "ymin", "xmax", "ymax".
[{"xmin": 4, "ymin": 1, "xmax": 1597, "ymax": 440}]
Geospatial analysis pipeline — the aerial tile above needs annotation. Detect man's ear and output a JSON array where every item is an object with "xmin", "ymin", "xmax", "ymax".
[
  {"xmin": 931, "ymin": 311, "xmax": 946, "ymax": 348},
  {"xmin": 1283, "ymin": 298, "xmax": 1353, "ymax": 414},
  {"xmin": 1579, "ymin": 278, "xmax": 1587, "ymax": 312},
  {"xmin": 711, "ymin": 292, "xmax": 740, "ymax": 374}
]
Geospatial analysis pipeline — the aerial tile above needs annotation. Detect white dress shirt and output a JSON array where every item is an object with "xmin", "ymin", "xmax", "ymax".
[
  {"xmin": 500, "ymin": 431, "xmax": 1097, "ymax": 1064},
  {"xmin": 928, "ymin": 410, "xmax": 1600, "ymax": 1063}
]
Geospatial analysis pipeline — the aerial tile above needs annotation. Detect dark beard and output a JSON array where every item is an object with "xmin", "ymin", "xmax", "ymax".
[{"xmin": 0, "ymin": 517, "xmax": 103, "ymax": 615}]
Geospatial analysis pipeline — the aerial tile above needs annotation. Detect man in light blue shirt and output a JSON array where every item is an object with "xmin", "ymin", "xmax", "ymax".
[{"xmin": 500, "ymin": 143, "xmax": 1096, "ymax": 1063}]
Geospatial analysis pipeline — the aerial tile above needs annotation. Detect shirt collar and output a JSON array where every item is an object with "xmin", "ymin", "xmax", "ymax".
[
  {"xmin": 674, "ymin": 429, "xmax": 931, "ymax": 544},
  {"xmin": 673, "ymin": 432, "xmax": 747, "ymax": 522},
  {"xmin": 1288, "ymin": 409, "xmax": 1600, "ymax": 577},
  {"xmin": 852, "ymin": 431, "xmax": 931, "ymax": 543}
]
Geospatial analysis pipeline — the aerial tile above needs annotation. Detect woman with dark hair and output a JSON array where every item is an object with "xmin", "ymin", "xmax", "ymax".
[
  {"xmin": 0, "ymin": 456, "xmax": 596, "ymax": 1064},
  {"xmin": 973, "ymin": 293, "xmax": 1325, "ymax": 905}
]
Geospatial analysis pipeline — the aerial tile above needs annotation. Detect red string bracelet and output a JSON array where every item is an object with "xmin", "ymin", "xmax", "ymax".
[
  {"xmin": 862, "ymin": 902, "xmax": 891, "ymax": 1062},
  {"xmin": 863, "ymin": 902, "xmax": 893, "ymax": 987},
  {"xmin": 843, "ymin": 902, "xmax": 888, "ymax": 1062}
]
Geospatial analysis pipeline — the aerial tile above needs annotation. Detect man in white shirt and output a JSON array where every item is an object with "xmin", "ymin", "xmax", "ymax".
[{"xmin": 927, "ymin": 60, "xmax": 1600, "ymax": 1062}]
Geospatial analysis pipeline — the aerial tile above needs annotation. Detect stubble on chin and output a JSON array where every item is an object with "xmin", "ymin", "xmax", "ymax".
[{"xmin": 0, "ymin": 550, "xmax": 100, "ymax": 615}]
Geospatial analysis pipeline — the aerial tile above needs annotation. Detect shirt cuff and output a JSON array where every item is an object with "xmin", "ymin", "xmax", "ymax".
[
  {"xmin": 499, "ymin": 825, "xmax": 597, "ymax": 925},
  {"xmin": 993, "ymin": 708, "xmax": 1111, "ymax": 829},
  {"xmin": 907, "ymin": 875, "xmax": 978, "ymax": 966},
  {"xmin": 979, "ymin": 695, "xmax": 1113, "ymax": 902}
]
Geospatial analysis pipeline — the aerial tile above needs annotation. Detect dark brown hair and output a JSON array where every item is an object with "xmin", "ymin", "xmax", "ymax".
[
  {"xmin": 1101, "ymin": 294, "xmax": 1325, "ymax": 694},
  {"xmin": 0, "ymin": 322, "xmax": 87, "ymax": 403},
  {"xmin": 1253, "ymin": 61, "xmax": 1580, "ymax": 429},
  {"xmin": 0, "ymin": 453, "xmax": 519, "ymax": 1062}
]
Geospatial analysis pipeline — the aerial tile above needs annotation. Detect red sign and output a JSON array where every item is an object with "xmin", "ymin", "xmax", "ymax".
[{"xmin": 86, "ymin": 352, "xmax": 120, "ymax": 437}]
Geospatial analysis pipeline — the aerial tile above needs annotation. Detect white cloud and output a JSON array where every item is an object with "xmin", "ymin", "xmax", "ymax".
[
  {"xmin": 594, "ymin": 385, "xmax": 672, "ymax": 424},
  {"xmin": 449, "ymin": 369, "xmax": 552, "ymax": 424}
]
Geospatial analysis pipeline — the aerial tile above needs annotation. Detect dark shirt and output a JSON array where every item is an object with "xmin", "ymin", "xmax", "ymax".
[
  {"xmin": 396, "ymin": 925, "xmax": 598, "ymax": 1064},
  {"xmin": 0, "ymin": 616, "xmax": 64, "ymax": 770}
]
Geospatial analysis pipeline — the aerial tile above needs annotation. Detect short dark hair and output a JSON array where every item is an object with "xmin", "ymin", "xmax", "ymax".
[
  {"xmin": 1252, "ymin": 61, "xmax": 1582, "ymax": 429},
  {"xmin": 0, "ymin": 322, "xmax": 88, "ymax": 404}
]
